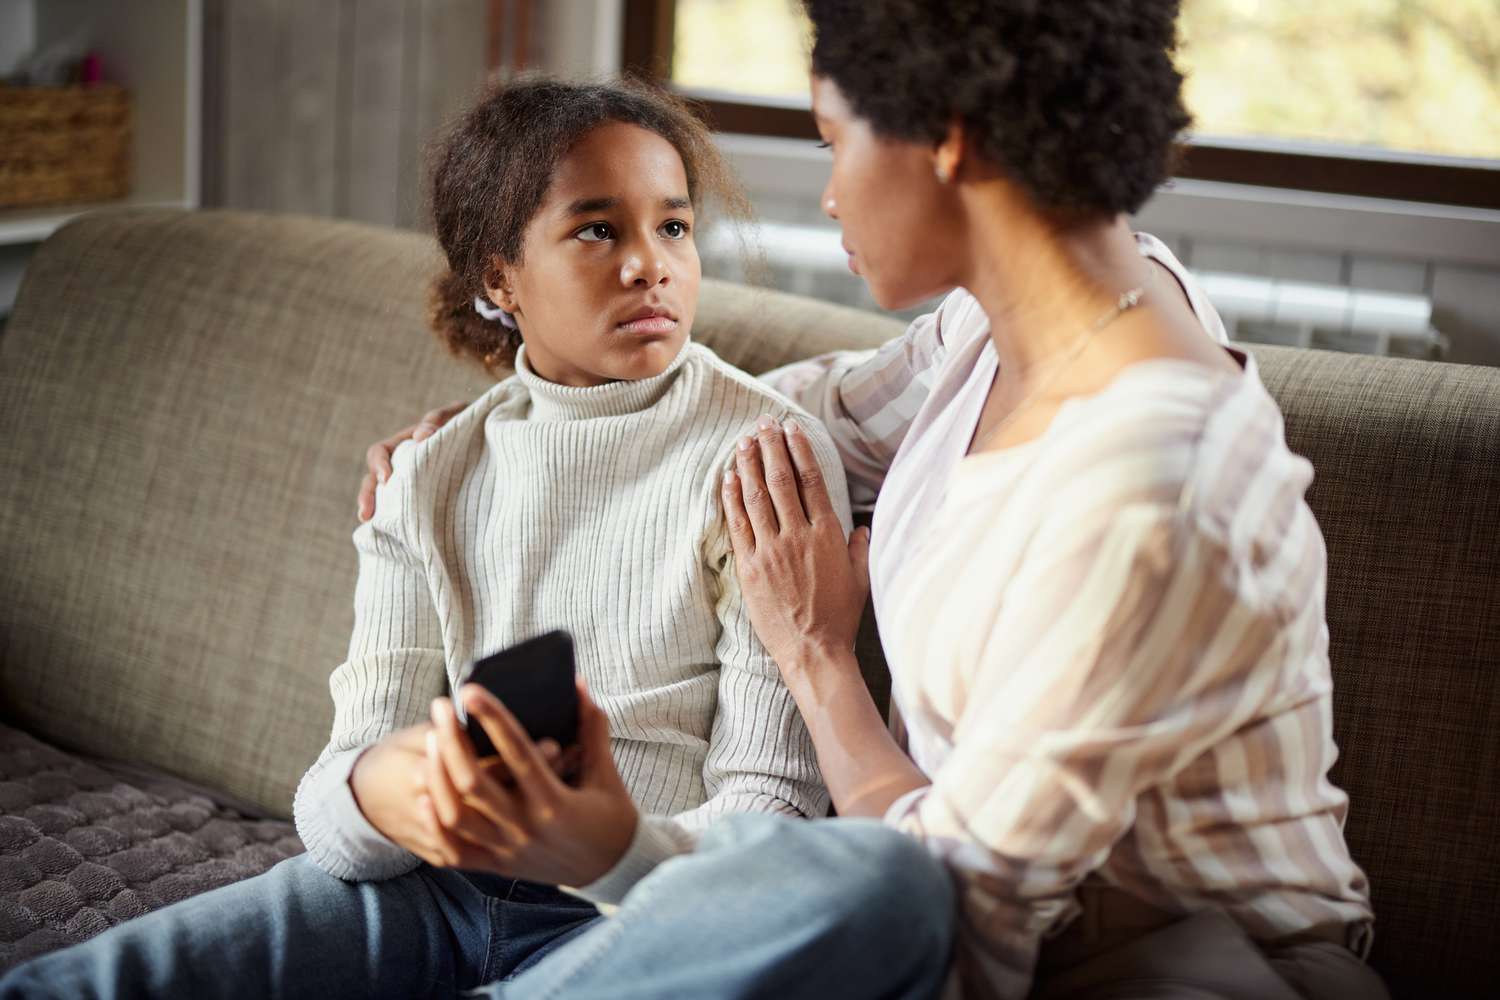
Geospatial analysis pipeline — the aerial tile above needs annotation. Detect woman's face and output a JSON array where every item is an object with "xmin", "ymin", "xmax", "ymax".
[
  {"xmin": 492, "ymin": 122, "xmax": 700, "ymax": 387},
  {"xmin": 811, "ymin": 75, "xmax": 965, "ymax": 311}
]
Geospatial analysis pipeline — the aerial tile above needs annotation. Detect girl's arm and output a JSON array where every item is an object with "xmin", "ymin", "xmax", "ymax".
[
  {"xmin": 293, "ymin": 460, "xmax": 450, "ymax": 881},
  {"xmin": 567, "ymin": 420, "xmax": 855, "ymax": 906}
]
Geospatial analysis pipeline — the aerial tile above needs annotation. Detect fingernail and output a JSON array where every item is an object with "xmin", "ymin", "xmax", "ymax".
[
  {"xmin": 738, "ymin": 436, "xmax": 753, "ymax": 452},
  {"xmin": 378, "ymin": 470, "xmax": 387, "ymax": 483},
  {"xmin": 426, "ymin": 731, "xmax": 437, "ymax": 754},
  {"xmin": 723, "ymin": 468, "xmax": 735, "ymax": 485},
  {"xmin": 785, "ymin": 418, "xmax": 801, "ymax": 435},
  {"xmin": 757, "ymin": 415, "xmax": 775, "ymax": 431}
]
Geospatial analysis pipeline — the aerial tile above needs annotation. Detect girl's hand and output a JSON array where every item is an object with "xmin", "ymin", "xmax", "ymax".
[
  {"xmin": 721, "ymin": 416, "xmax": 872, "ymax": 678},
  {"xmin": 347, "ymin": 723, "xmax": 567, "ymax": 867},
  {"xmin": 419, "ymin": 681, "xmax": 639, "ymax": 887},
  {"xmin": 357, "ymin": 400, "xmax": 470, "ymax": 521}
]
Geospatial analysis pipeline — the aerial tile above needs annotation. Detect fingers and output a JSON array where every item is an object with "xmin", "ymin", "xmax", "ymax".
[
  {"xmin": 849, "ymin": 525, "xmax": 872, "ymax": 598},
  {"xmin": 358, "ymin": 472, "xmax": 377, "ymax": 522},
  {"xmin": 734, "ymin": 431, "xmax": 779, "ymax": 540},
  {"xmin": 783, "ymin": 419, "xmax": 839, "ymax": 525},
  {"xmin": 365, "ymin": 441, "xmax": 394, "ymax": 485},
  {"xmin": 463, "ymin": 686, "xmax": 560, "ymax": 805},
  {"xmin": 721, "ymin": 467, "xmax": 754, "ymax": 558},
  {"xmin": 752, "ymin": 416, "xmax": 810, "ymax": 531},
  {"xmin": 424, "ymin": 711, "xmax": 524, "ymax": 849},
  {"xmin": 415, "ymin": 400, "xmax": 469, "ymax": 441}
]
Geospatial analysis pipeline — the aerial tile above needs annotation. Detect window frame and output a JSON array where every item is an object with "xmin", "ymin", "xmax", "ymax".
[{"xmin": 623, "ymin": 0, "xmax": 1500, "ymax": 212}]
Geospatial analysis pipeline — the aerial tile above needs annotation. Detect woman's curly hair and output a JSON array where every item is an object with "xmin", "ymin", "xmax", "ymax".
[
  {"xmin": 802, "ymin": 0, "xmax": 1191, "ymax": 222},
  {"xmin": 426, "ymin": 75, "xmax": 751, "ymax": 375}
]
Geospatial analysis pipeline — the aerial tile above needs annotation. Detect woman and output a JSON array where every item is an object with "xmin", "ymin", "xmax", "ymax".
[{"xmin": 363, "ymin": 4, "xmax": 1384, "ymax": 998}]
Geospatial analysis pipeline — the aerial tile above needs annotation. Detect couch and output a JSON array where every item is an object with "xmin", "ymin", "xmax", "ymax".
[{"xmin": 0, "ymin": 208, "xmax": 1495, "ymax": 997}]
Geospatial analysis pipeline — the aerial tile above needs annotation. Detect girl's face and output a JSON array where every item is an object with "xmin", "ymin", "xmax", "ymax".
[
  {"xmin": 811, "ymin": 75, "xmax": 966, "ymax": 311},
  {"xmin": 491, "ymin": 122, "xmax": 700, "ymax": 387}
]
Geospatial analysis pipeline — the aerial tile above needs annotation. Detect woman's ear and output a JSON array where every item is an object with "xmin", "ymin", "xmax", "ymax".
[{"xmin": 933, "ymin": 120, "xmax": 966, "ymax": 185}]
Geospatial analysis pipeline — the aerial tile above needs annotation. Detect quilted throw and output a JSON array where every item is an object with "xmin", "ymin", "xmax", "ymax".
[{"xmin": 0, "ymin": 724, "xmax": 303, "ymax": 969}]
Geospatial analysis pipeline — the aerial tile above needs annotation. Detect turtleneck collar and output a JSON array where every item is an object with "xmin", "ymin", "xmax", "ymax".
[{"xmin": 514, "ymin": 339, "xmax": 694, "ymax": 421}]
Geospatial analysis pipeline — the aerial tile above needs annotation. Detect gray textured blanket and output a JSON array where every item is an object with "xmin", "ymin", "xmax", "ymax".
[{"xmin": 0, "ymin": 723, "xmax": 303, "ymax": 970}]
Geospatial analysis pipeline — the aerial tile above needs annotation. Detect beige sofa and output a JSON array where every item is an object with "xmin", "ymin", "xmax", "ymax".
[{"xmin": 0, "ymin": 208, "xmax": 1495, "ymax": 996}]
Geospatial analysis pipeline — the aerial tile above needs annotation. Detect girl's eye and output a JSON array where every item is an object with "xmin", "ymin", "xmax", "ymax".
[
  {"xmin": 576, "ymin": 223, "xmax": 613, "ymax": 242},
  {"xmin": 816, "ymin": 140, "xmax": 831, "ymax": 151},
  {"xmin": 660, "ymin": 220, "xmax": 690, "ymax": 239}
]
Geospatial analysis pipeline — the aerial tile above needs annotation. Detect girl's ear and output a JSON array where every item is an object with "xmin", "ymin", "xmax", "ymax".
[{"xmin": 483, "ymin": 257, "xmax": 521, "ymax": 316}]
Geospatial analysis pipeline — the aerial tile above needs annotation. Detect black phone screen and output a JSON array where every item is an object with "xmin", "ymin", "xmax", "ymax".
[{"xmin": 454, "ymin": 630, "xmax": 579, "ymax": 757}]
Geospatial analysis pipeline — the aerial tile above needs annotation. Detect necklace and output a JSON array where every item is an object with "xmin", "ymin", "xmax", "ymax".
[{"xmin": 969, "ymin": 285, "xmax": 1146, "ymax": 455}]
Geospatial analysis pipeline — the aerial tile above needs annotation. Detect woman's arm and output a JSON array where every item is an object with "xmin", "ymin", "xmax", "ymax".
[
  {"xmin": 726, "ymin": 423, "xmax": 1293, "ymax": 992},
  {"xmin": 757, "ymin": 292, "xmax": 962, "ymax": 510},
  {"xmin": 721, "ymin": 418, "xmax": 929, "ymax": 818}
]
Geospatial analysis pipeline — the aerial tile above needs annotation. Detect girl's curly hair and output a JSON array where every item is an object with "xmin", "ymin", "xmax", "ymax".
[
  {"xmin": 426, "ymin": 75, "xmax": 752, "ymax": 375},
  {"xmin": 803, "ymin": 0, "xmax": 1191, "ymax": 223}
]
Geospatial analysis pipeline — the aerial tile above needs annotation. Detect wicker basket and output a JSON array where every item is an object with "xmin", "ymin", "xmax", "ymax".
[{"xmin": 0, "ymin": 84, "xmax": 131, "ymax": 210}]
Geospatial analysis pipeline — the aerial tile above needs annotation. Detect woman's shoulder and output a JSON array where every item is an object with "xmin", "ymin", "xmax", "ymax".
[{"xmin": 968, "ymin": 356, "xmax": 1304, "ymax": 531}]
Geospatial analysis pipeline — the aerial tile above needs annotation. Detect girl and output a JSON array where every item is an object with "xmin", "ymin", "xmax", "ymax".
[{"xmin": 0, "ymin": 77, "xmax": 952, "ymax": 1000}]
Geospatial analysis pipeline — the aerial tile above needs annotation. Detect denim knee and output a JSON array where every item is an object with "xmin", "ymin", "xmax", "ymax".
[{"xmin": 817, "ymin": 820, "xmax": 955, "ymax": 952}]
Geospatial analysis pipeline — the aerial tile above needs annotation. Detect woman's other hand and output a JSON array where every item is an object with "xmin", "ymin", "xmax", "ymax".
[
  {"xmin": 419, "ymin": 682, "xmax": 638, "ymax": 886},
  {"xmin": 357, "ymin": 400, "xmax": 470, "ymax": 521},
  {"xmin": 721, "ymin": 416, "xmax": 872, "ymax": 678}
]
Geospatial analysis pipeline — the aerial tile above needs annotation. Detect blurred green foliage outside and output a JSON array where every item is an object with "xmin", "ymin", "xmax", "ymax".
[{"xmin": 672, "ymin": 0, "xmax": 1500, "ymax": 160}]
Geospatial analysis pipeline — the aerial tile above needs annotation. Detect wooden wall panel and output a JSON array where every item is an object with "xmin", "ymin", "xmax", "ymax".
[
  {"xmin": 207, "ymin": 0, "xmax": 490, "ymax": 230},
  {"xmin": 345, "ymin": 0, "xmax": 408, "ymax": 225}
]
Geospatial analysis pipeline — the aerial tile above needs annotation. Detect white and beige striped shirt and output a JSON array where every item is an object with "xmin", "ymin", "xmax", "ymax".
[{"xmin": 764, "ymin": 236, "xmax": 1374, "ymax": 998}]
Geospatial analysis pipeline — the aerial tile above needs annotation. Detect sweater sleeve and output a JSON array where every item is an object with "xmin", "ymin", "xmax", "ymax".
[
  {"xmin": 757, "ymin": 294, "xmax": 957, "ymax": 510},
  {"xmin": 571, "ymin": 419, "xmax": 852, "ymax": 905},
  {"xmin": 292, "ymin": 460, "xmax": 450, "ymax": 882}
]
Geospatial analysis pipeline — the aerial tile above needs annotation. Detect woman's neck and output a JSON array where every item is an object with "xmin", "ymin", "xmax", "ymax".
[{"xmin": 957, "ymin": 190, "xmax": 1153, "ymax": 377}]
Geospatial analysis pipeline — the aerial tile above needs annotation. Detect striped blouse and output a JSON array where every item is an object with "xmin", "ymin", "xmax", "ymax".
[{"xmin": 762, "ymin": 236, "xmax": 1374, "ymax": 998}]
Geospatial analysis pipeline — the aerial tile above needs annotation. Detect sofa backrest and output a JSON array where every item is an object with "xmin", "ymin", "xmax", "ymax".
[{"xmin": 0, "ymin": 208, "xmax": 1494, "ymax": 997}]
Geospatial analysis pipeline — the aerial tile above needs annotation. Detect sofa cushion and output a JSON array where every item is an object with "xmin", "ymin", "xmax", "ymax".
[
  {"xmin": 0, "ymin": 723, "xmax": 301, "ymax": 971},
  {"xmin": 0, "ymin": 210, "xmax": 899, "ymax": 821}
]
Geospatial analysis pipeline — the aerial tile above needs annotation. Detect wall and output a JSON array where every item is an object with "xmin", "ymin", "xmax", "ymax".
[{"xmin": 201, "ymin": 0, "xmax": 491, "ymax": 229}]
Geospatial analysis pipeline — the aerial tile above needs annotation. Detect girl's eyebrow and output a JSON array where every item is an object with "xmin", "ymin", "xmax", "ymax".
[{"xmin": 565, "ymin": 196, "xmax": 692, "ymax": 215}]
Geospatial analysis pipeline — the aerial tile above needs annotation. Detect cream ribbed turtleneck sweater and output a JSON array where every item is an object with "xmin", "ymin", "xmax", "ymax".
[{"xmin": 292, "ymin": 339, "xmax": 848, "ymax": 902}]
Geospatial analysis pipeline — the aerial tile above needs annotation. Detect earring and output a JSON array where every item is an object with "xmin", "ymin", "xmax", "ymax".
[{"xmin": 935, "ymin": 162, "xmax": 952, "ymax": 183}]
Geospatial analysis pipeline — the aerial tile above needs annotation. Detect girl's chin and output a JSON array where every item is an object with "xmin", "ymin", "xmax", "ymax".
[{"xmin": 603, "ymin": 332, "xmax": 687, "ymax": 380}]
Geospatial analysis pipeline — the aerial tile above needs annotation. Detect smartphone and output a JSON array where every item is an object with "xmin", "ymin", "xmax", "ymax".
[{"xmin": 453, "ymin": 630, "xmax": 579, "ymax": 758}]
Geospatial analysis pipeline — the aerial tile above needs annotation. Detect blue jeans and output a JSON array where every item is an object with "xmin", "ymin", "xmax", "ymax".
[{"xmin": 1, "ymin": 815, "xmax": 954, "ymax": 999}]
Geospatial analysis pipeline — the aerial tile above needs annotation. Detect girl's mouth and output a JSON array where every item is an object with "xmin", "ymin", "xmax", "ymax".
[{"xmin": 616, "ymin": 316, "xmax": 678, "ymax": 336}]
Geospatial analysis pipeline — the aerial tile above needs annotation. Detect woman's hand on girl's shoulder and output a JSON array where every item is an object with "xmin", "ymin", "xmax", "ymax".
[
  {"xmin": 721, "ymin": 415, "xmax": 871, "ymax": 678},
  {"xmin": 357, "ymin": 400, "xmax": 470, "ymax": 521}
]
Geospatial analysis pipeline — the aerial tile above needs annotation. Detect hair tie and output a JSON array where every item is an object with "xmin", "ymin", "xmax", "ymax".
[{"xmin": 473, "ymin": 294, "xmax": 519, "ymax": 330}]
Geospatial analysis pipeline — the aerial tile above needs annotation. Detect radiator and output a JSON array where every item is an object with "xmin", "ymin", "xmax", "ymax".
[{"xmin": 703, "ymin": 222, "xmax": 1447, "ymax": 359}]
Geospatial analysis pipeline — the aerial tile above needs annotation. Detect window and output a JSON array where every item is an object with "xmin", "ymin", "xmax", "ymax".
[{"xmin": 625, "ymin": 0, "xmax": 1500, "ymax": 209}]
